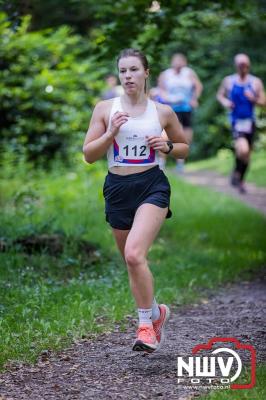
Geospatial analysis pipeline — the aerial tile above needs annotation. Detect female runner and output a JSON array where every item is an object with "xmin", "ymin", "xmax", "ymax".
[{"xmin": 83, "ymin": 48, "xmax": 189, "ymax": 352}]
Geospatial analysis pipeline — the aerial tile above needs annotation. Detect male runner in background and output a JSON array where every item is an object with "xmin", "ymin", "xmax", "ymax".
[{"xmin": 217, "ymin": 54, "xmax": 265, "ymax": 193}]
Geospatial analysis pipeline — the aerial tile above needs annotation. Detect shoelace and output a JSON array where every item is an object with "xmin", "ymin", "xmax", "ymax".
[{"xmin": 137, "ymin": 326, "xmax": 155, "ymax": 340}]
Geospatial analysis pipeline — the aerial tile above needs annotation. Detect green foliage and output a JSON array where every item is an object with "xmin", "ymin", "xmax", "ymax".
[
  {"xmin": 1, "ymin": 2, "xmax": 266, "ymax": 162},
  {"xmin": 3, "ymin": 0, "xmax": 112, "ymax": 34},
  {"xmin": 0, "ymin": 13, "xmax": 105, "ymax": 165}
]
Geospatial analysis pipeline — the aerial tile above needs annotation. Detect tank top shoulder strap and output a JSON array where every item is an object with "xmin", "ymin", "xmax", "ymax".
[
  {"xmin": 230, "ymin": 74, "xmax": 238, "ymax": 85},
  {"xmin": 146, "ymin": 98, "xmax": 162, "ymax": 128},
  {"xmin": 228, "ymin": 74, "xmax": 238, "ymax": 96},
  {"xmin": 108, "ymin": 97, "xmax": 122, "ymax": 127},
  {"xmin": 146, "ymin": 98, "xmax": 157, "ymax": 114},
  {"xmin": 230, "ymin": 74, "xmax": 254, "ymax": 88},
  {"xmin": 110, "ymin": 97, "xmax": 122, "ymax": 114},
  {"xmin": 247, "ymin": 74, "xmax": 256, "ymax": 87}
]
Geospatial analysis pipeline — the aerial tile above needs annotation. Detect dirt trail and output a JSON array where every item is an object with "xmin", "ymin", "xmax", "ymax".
[
  {"xmin": 0, "ymin": 273, "xmax": 265, "ymax": 400},
  {"xmin": 182, "ymin": 169, "xmax": 266, "ymax": 215}
]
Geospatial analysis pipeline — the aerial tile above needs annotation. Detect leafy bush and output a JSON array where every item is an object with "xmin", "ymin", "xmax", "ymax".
[
  {"xmin": 0, "ymin": 13, "xmax": 105, "ymax": 165},
  {"xmin": 1, "ymin": 1, "xmax": 266, "ymax": 162}
]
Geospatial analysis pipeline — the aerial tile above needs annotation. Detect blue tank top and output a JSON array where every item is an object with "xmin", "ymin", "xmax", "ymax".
[{"xmin": 229, "ymin": 76, "xmax": 255, "ymax": 123}]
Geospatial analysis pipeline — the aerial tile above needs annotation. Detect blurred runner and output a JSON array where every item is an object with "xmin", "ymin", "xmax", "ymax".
[
  {"xmin": 217, "ymin": 54, "xmax": 266, "ymax": 193},
  {"xmin": 101, "ymin": 73, "xmax": 124, "ymax": 100},
  {"xmin": 149, "ymin": 77, "xmax": 169, "ymax": 170},
  {"xmin": 156, "ymin": 53, "xmax": 202, "ymax": 172}
]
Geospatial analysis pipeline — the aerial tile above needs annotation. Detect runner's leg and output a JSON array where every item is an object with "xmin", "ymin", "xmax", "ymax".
[
  {"xmin": 184, "ymin": 127, "xmax": 193, "ymax": 145},
  {"xmin": 125, "ymin": 203, "xmax": 168, "ymax": 351},
  {"xmin": 112, "ymin": 228, "xmax": 130, "ymax": 261},
  {"xmin": 234, "ymin": 137, "xmax": 250, "ymax": 184},
  {"xmin": 235, "ymin": 137, "xmax": 250, "ymax": 163},
  {"xmin": 177, "ymin": 127, "xmax": 193, "ymax": 172},
  {"xmin": 112, "ymin": 224, "xmax": 160, "ymax": 321},
  {"xmin": 124, "ymin": 203, "xmax": 168, "ymax": 309}
]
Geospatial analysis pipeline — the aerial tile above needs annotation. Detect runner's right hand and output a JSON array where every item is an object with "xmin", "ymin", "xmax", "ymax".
[
  {"xmin": 224, "ymin": 99, "xmax": 234, "ymax": 109},
  {"xmin": 109, "ymin": 111, "xmax": 129, "ymax": 136}
]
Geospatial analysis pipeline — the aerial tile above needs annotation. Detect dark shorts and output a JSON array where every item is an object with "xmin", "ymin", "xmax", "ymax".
[
  {"xmin": 232, "ymin": 122, "xmax": 256, "ymax": 148},
  {"xmin": 103, "ymin": 166, "xmax": 172, "ymax": 230},
  {"xmin": 175, "ymin": 111, "xmax": 192, "ymax": 128}
]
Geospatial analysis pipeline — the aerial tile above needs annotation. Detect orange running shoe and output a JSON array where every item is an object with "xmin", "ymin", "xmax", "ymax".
[
  {"xmin": 132, "ymin": 324, "xmax": 158, "ymax": 353},
  {"xmin": 153, "ymin": 304, "xmax": 170, "ymax": 350}
]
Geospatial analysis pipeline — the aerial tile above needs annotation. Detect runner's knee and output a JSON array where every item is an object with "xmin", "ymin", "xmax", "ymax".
[
  {"xmin": 237, "ymin": 148, "xmax": 250, "ymax": 161},
  {"xmin": 124, "ymin": 245, "xmax": 146, "ymax": 268}
]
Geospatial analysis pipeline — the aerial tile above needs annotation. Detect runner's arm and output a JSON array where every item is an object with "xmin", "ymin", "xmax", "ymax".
[
  {"xmin": 191, "ymin": 70, "xmax": 203, "ymax": 100},
  {"xmin": 158, "ymin": 71, "xmax": 166, "ymax": 90},
  {"xmin": 216, "ymin": 77, "xmax": 234, "ymax": 109},
  {"xmin": 164, "ymin": 107, "xmax": 189, "ymax": 158},
  {"xmin": 255, "ymin": 79, "xmax": 266, "ymax": 106},
  {"xmin": 82, "ymin": 102, "xmax": 113, "ymax": 164},
  {"xmin": 147, "ymin": 106, "xmax": 189, "ymax": 159},
  {"xmin": 157, "ymin": 71, "xmax": 170, "ymax": 102},
  {"xmin": 83, "ymin": 103, "xmax": 129, "ymax": 164}
]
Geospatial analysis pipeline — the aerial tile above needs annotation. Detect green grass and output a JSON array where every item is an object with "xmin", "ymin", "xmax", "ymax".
[
  {"xmin": 187, "ymin": 149, "xmax": 266, "ymax": 187},
  {"xmin": 199, "ymin": 365, "xmax": 266, "ymax": 399},
  {"xmin": 0, "ymin": 154, "xmax": 265, "ymax": 370}
]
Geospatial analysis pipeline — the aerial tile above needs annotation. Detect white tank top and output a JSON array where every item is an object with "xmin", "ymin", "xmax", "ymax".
[
  {"xmin": 163, "ymin": 67, "xmax": 194, "ymax": 108},
  {"xmin": 106, "ymin": 97, "xmax": 162, "ymax": 168}
]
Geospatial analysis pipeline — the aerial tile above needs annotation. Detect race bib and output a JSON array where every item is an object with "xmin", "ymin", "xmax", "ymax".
[
  {"xmin": 235, "ymin": 119, "xmax": 253, "ymax": 134},
  {"xmin": 113, "ymin": 135, "xmax": 155, "ymax": 164}
]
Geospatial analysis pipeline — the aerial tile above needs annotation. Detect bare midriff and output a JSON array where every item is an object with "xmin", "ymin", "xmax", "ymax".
[{"xmin": 109, "ymin": 165, "xmax": 155, "ymax": 176}]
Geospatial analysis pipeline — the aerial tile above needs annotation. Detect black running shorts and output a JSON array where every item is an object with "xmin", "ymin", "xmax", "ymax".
[
  {"xmin": 232, "ymin": 121, "xmax": 256, "ymax": 148},
  {"xmin": 175, "ymin": 111, "xmax": 192, "ymax": 128},
  {"xmin": 103, "ymin": 166, "xmax": 172, "ymax": 230}
]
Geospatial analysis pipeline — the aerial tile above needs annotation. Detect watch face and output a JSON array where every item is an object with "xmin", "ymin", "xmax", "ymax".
[{"xmin": 165, "ymin": 141, "xmax": 173, "ymax": 153}]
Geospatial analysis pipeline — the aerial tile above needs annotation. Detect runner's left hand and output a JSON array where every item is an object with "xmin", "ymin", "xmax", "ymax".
[
  {"xmin": 146, "ymin": 136, "xmax": 170, "ymax": 153},
  {"xmin": 244, "ymin": 89, "xmax": 256, "ymax": 103},
  {"xmin": 190, "ymin": 98, "xmax": 198, "ymax": 108}
]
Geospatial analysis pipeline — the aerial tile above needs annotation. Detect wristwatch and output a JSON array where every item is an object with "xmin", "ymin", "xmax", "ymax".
[{"xmin": 164, "ymin": 140, "xmax": 173, "ymax": 154}]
